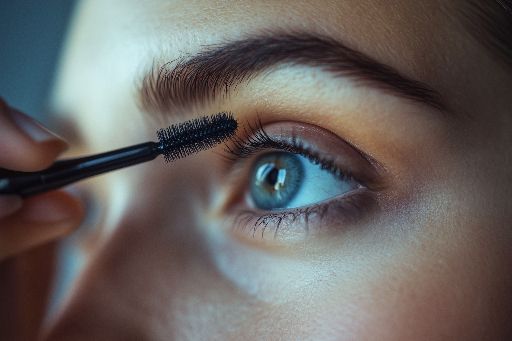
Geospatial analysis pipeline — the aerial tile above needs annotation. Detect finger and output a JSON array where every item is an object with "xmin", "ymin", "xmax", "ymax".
[
  {"xmin": 0, "ymin": 195, "xmax": 23, "ymax": 218},
  {"xmin": 0, "ymin": 98, "xmax": 68, "ymax": 171},
  {"xmin": 0, "ymin": 191, "xmax": 84, "ymax": 261}
]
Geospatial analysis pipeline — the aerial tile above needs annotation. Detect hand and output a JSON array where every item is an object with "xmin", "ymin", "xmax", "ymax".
[{"xmin": 0, "ymin": 97, "xmax": 84, "ymax": 261}]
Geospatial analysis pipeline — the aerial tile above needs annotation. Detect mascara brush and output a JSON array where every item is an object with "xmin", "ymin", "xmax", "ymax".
[{"xmin": 0, "ymin": 112, "xmax": 237, "ymax": 197}]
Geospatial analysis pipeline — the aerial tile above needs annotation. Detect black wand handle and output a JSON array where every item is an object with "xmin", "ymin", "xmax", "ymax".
[{"xmin": 0, "ymin": 142, "xmax": 160, "ymax": 197}]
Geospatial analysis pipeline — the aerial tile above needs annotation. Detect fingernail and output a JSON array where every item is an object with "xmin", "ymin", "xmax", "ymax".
[{"xmin": 10, "ymin": 109, "xmax": 64, "ymax": 144}]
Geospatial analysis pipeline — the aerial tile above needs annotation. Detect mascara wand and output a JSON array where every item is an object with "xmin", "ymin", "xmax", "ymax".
[{"xmin": 0, "ymin": 112, "xmax": 237, "ymax": 197}]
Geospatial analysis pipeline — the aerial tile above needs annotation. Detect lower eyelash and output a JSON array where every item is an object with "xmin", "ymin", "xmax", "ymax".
[{"xmin": 228, "ymin": 189, "xmax": 377, "ymax": 240}]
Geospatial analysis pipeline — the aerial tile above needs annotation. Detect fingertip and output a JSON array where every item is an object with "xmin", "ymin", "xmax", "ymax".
[
  {"xmin": 0, "ymin": 104, "xmax": 69, "ymax": 172},
  {"xmin": 0, "ymin": 139, "xmax": 68, "ymax": 171},
  {"xmin": 18, "ymin": 139, "xmax": 69, "ymax": 171},
  {"xmin": 22, "ymin": 190, "xmax": 86, "ymax": 232},
  {"xmin": 0, "ymin": 191, "xmax": 86, "ymax": 260}
]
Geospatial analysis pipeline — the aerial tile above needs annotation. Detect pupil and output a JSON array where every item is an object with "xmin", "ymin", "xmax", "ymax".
[{"xmin": 265, "ymin": 167, "xmax": 279, "ymax": 187}]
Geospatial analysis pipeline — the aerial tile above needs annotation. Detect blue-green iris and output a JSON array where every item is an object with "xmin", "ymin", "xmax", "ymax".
[{"xmin": 250, "ymin": 152, "xmax": 304, "ymax": 210}]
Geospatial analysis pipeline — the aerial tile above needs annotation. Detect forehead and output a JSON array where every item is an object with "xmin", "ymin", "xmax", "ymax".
[
  {"xmin": 64, "ymin": 0, "xmax": 467, "ymax": 75},
  {"xmin": 56, "ymin": 0, "xmax": 507, "ymax": 134},
  {"xmin": 60, "ymin": 1, "xmax": 465, "ymax": 96}
]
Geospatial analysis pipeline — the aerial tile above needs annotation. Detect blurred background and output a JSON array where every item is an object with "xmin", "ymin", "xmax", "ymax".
[
  {"xmin": 0, "ymin": 1, "xmax": 76, "ymax": 121},
  {"xmin": 1, "ymin": 1, "xmax": 83, "ymax": 319}
]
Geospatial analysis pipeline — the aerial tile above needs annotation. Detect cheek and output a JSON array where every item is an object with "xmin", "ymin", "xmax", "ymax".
[
  {"xmin": 46, "ymin": 164, "xmax": 218, "ymax": 338},
  {"xmin": 49, "ymin": 145, "xmax": 512, "ymax": 340},
  {"xmin": 313, "ymin": 227, "xmax": 512, "ymax": 341}
]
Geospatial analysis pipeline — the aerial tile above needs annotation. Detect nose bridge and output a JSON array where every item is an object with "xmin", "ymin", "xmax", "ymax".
[{"xmin": 46, "ymin": 164, "xmax": 214, "ymax": 339}]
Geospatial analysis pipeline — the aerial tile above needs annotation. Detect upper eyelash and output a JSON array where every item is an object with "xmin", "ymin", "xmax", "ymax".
[{"xmin": 223, "ymin": 119, "xmax": 357, "ymax": 182}]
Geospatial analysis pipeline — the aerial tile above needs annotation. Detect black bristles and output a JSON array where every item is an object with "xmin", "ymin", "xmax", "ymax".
[
  {"xmin": 156, "ymin": 112, "xmax": 238, "ymax": 162},
  {"xmin": 0, "ymin": 113, "xmax": 237, "ymax": 196}
]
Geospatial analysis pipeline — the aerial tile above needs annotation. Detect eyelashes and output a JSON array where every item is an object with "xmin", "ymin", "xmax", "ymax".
[
  {"xmin": 216, "ymin": 119, "xmax": 383, "ymax": 242},
  {"xmin": 229, "ymin": 190, "xmax": 376, "ymax": 240},
  {"xmin": 223, "ymin": 119, "xmax": 357, "ymax": 184}
]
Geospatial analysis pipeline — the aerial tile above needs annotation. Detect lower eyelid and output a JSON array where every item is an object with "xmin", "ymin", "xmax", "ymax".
[{"xmin": 224, "ymin": 189, "xmax": 379, "ymax": 244}]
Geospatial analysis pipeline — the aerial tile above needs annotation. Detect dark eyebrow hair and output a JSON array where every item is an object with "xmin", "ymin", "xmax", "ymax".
[{"xmin": 139, "ymin": 32, "xmax": 448, "ymax": 117}]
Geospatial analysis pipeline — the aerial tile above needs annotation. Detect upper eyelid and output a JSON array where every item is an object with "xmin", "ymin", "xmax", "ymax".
[
  {"xmin": 221, "ymin": 118, "xmax": 388, "ymax": 192},
  {"xmin": 225, "ymin": 127, "xmax": 356, "ymax": 180}
]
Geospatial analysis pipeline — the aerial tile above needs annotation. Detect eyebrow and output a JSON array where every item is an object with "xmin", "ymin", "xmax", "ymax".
[{"xmin": 139, "ymin": 32, "xmax": 448, "ymax": 117}]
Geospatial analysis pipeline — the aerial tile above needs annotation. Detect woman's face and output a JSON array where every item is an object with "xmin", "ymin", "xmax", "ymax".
[{"xmin": 46, "ymin": 0, "xmax": 512, "ymax": 339}]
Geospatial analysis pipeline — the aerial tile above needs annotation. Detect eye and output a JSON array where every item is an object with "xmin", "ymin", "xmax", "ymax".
[
  {"xmin": 217, "ymin": 120, "xmax": 384, "ymax": 242},
  {"xmin": 249, "ymin": 151, "xmax": 359, "ymax": 210}
]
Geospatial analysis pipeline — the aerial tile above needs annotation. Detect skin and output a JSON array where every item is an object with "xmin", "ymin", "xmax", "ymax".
[{"xmin": 1, "ymin": 0, "xmax": 511, "ymax": 340}]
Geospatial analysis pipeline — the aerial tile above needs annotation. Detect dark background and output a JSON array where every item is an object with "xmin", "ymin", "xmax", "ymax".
[
  {"xmin": 0, "ymin": 1, "xmax": 76, "ymax": 121},
  {"xmin": 0, "ymin": 1, "xmax": 88, "ymax": 317}
]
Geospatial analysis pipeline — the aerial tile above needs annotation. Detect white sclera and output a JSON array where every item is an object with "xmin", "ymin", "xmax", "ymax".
[{"xmin": 283, "ymin": 155, "xmax": 357, "ymax": 208}]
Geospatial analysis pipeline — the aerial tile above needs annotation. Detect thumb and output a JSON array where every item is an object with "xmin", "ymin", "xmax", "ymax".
[{"xmin": 0, "ymin": 98, "xmax": 67, "ymax": 172}]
